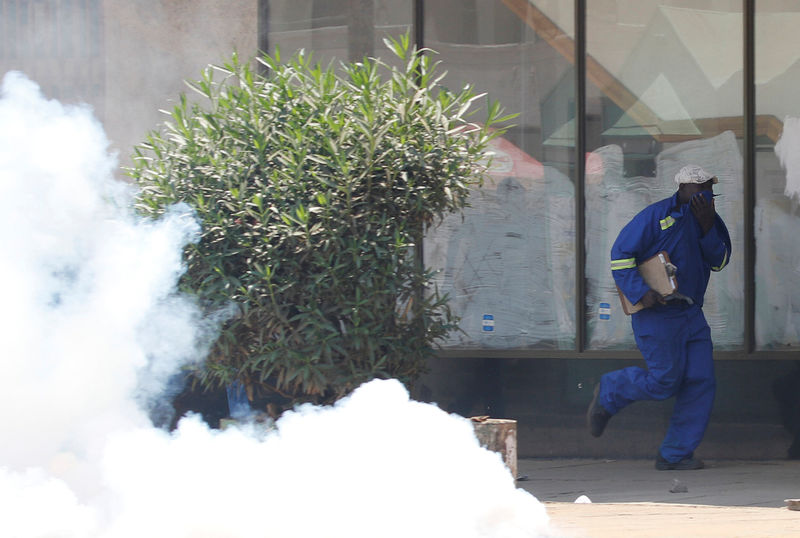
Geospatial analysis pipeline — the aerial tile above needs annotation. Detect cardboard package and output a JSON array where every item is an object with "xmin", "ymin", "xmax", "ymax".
[{"xmin": 616, "ymin": 251, "xmax": 678, "ymax": 315}]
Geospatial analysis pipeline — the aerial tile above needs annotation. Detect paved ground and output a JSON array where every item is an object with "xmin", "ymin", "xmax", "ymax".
[{"xmin": 516, "ymin": 459, "xmax": 800, "ymax": 537}]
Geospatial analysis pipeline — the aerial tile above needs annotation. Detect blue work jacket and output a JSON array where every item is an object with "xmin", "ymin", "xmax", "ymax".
[{"xmin": 611, "ymin": 191, "xmax": 731, "ymax": 307}]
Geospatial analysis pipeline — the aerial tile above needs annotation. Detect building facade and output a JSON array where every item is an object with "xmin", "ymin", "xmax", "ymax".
[{"xmin": 3, "ymin": 0, "xmax": 798, "ymax": 458}]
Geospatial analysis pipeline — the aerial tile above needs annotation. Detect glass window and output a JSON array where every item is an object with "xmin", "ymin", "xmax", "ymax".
[
  {"xmin": 755, "ymin": 2, "xmax": 800, "ymax": 350},
  {"xmin": 585, "ymin": 0, "xmax": 744, "ymax": 350},
  {"xmin": 423, "ymin": 0, "xmax": 576, "ymax": 350},
  {"xmin": 265, "ymin": 0, "xmax": 412, "ymax": 64}
]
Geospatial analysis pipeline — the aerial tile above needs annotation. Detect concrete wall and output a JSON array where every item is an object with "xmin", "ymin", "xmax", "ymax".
[
  {"xmin": 413, "ymin": 357, "xmax": 799, "ymax": 460},
  {"xmin": 0, "ymin": 0, "xmax": 259, "ymax": 170},
  {"xmin": 103, "ymin": 0, "xmax": 258, "ymax": 169}
]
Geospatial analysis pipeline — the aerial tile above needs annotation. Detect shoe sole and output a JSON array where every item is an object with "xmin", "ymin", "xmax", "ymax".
[{"xmin": 655, "ymin": 461, "xmax": 705, "ymax": 471}]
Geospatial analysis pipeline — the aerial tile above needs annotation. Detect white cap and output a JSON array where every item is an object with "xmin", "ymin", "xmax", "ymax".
[{"xmin": 674, "ymin": 165, "xmax": 718, "ymax": 185}]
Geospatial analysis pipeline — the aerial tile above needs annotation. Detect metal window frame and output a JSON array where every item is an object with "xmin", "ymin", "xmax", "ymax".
[
  {"xmin": 575, "ymin": 0, "xmax": 587, "ymax": 352},
  {"xmin": 743, "ymin": 0, "xmax": 756, "ymax": 355},
  {"xmin": 426, "ymin": 0, "xmax": 795, "ymax": 360}
]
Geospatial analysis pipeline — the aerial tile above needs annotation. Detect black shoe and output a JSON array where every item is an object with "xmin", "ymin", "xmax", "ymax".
[
  {"xmin": 587, "ymin": 384, "xmax": 611, "ymax": 437},
  {"xmin": 655, "ymin": 454, "xmax": 705, "ymax": 471}
]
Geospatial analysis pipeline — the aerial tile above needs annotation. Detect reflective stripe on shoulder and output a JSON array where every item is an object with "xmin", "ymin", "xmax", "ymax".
[
  {"xmin": 712, "ymin": 249, "xmax": 729, "ymax": 271},
  {"xmin": 611, "ymin": 257, "xmax": 636, "ymax": 270},
  {"xmin": 660, "ymin": 216, "xmax": 675, "ymax": 230}
]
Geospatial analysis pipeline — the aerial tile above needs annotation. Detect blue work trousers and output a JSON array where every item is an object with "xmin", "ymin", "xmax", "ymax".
[{"xmin": 598, "ymin": 304, "xmax": 715, "ymax": 462}]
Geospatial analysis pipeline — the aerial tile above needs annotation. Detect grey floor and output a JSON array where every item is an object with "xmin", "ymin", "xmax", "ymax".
[{"xmin": 516, "ymin": 458, "xmax": 800, "ymax": 508}]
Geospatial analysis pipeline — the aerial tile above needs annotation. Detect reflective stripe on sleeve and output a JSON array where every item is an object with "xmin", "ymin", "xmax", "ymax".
[
  {"xmin": 660, "ymin": 216, "xmax": 675, "ymax": 230},
  {"xmin": 712, "ymin": 249, "xmax": 729, "ymax": 271},
  {"xmin": 611, "ymin": 257, "xmax": 637, "ymax": 271}
]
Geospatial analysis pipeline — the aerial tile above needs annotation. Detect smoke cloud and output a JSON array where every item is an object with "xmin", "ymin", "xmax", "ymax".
[{"xmin": 0, "ymin": 71, "xmax": 550, "ymax": 537}]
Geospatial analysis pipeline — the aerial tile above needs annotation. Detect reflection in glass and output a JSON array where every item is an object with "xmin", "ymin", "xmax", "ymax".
[
  {"xmin": 585, "ymin": 1, "xmax": 744, "ymax": 350},
  {"xmin": 755, "ymin": 4, "xmax": 800, "ymax": 350},
  {"xmin": 423, "ymin": 0, "xmax": 576, "ymax": 350}
]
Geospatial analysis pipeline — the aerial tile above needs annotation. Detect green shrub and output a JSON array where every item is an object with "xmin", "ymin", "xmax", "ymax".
[{"xmin": 131, "ymin": 35, "xmax": 512, "ymax": 406}]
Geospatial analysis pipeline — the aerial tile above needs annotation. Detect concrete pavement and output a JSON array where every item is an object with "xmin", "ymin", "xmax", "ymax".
[
  {"xmin": 516, "ymin": 459, "xmax": 800, "ymax": 537},
  {"xmin": 517, "ymin": 458, "xmax": 800, "ymax": 507}
]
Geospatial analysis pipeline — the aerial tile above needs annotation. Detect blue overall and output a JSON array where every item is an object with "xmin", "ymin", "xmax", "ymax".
[{"xmin": 602, "ymin": 191, "xmax": 731, "ymax": 462}]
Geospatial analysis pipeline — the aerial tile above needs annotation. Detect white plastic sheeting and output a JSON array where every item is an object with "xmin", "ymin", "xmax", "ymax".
[
  {"xmin": 755, "ymin": 197, "xmax": 800, "ymax": 348},
  {"xmin": 774, "ymin": 116, "xmax": 800, "ymax": 202},
  {"xmin": 758, "ymin": 119, "xmax": 800, "ymax": 348},
  {"xmin": 428, "ymin": 131, "xmax": 750, "ymax": 351},
  {"xmin": 587, "ymin": 131, "xmax": 744, "ymax": 350},
  {"xmin": 424, "ymin": 152, "xmax": 575, "ymax": 350},
  {"xmin": 657, "ymin": 131, "xmax": 745, "ymax": 349},
  {"xmin": 585, "ymin": 144, "xmax": 673, "ymax": 349}
]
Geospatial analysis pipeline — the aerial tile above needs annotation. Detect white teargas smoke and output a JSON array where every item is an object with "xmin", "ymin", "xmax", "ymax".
[
  {"xmin": 0, "ymin": 72, "xmax": 550, "ymax": 538},
  {"xmin": 775, "ymin": 116, "xmax": 800, "ymax": 201}
]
